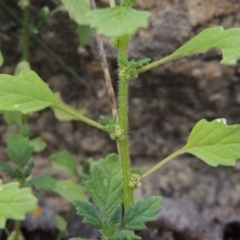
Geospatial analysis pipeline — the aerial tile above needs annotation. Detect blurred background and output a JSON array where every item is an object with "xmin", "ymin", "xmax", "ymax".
[{"xmin": 1, "ymin": 0, "xmax": 240, "ymax": 239}]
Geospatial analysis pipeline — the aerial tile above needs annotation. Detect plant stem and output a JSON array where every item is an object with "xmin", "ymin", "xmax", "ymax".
[
  {"xmin": 136, "ymin": 55, "xmax": 175, "ymax": 74},
  {"xmin": 54, "ymin": 105, "xmax": 108, "ymax": 133},
  {"xmin": 22, "ymin": 2, "xmax": 30, "ymax": 61},
  {"xmin": 14, "ymin": 221, "xmax": 21, "ymax": 240},
  {"xmin": 117, "ymin": 36, "xmax": 133, "ymax": 209},
  {"xmin": 140, "ymin": 148, "xmax": 185, "ymax": 180}
]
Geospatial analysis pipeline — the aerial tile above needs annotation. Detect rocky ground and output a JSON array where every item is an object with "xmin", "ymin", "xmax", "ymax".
[{"xmin": 1, "ymin": 0, "xmax": 240, "ymax": 239}]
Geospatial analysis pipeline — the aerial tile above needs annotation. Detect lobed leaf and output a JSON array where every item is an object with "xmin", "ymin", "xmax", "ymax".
[
  {"xmin": 23, "ymin": 161, "xmax": 34, "ymax": 178},
  {"xmin": 86, "ymin": 154, "xmax": 123, "ymax": 217},
  {"xmin": 112, "ymin": 230, "xmax": 140, "ymax": 240},
  {"xmin": 170, "ymin": 26, "xmax": 240, "ymax": 66},
  {"xmin": 122, "ymin": 196, "xmax": 162, "ymax": 230},
  {"xmin": 122, "ymin": 0, "xmax": 137, "ymax": 6},
  {"xmin": 5, "ymin": 133, "xmax": 33, "ymax": 167},
  {"xmin": 81, "ymin": 158, "xmax": 95, "ymax": 181},
  {"xmin": 32, "ymin": 6, "xmax": 50, "ymax": 33},
  {"xmin": 74, "ymin": 200, "xmax": 103, "ymax": 229},
  {"xmin": 0, "ymin": 162, "xmax": 16, "ymax": 178},
  {"xmin": 0, "ymin": 180, "xmax": 37, "ymax": 229},
  {"xmin": 29, "ymin": 137, "xmax": 47, "ymax": 152},
  {"xmin": 0, "ymin": 71, "xmax": 58, "ymax": 114},
  {"xmin": 107, "ymin": 205, "xmax": 122, "ymax": 227},
  {"xmin": 49, "ymin": 150, "xmax": 78, "ymax": 176},
  {"xmin": 76, "ymin": 25, "xmax": 92, "ymax": 47},
  {"xmin": 182, "ymin": 119, "xmax": 240, "ymax": 167},
  {"xmin": 14, "ymin": 60, "xmax": 31, "ymax": 76},
  {"xmin": 25, "ymin": 173, "xmax": 56, "ymax": 190},
  {"xmin": 55, "ymin": 215, "xmax": 68, "ymax": 232},
  {"xmin": 69, "ymin": 238, "xmax": 86, "ymax": 240},
  {"xmin": 87, "ymin": 6, "xmax": 150, "ymax": 38},
  {"xmin": 53, "ymin": 180, "xmax": 87, "ymax": 203},
  {"xmin": 60, "ymin": 0, "xmax": 91, "ymax": 25},
  {"xmin": 52, "ymin": 92, "xmax": 85, "ymax": 121},
  {"xmin": 3, "ymin": 111, "xmax": 22, "ymax": 125},
  {"xmin": 20, "ymin": 124, "xmax": 31, "ymax": 137}
]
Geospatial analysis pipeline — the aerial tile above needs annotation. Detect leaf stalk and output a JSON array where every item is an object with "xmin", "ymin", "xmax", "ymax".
[
  {"xmin": 141, "ymin": 148, "xmax": 185, "ymax": 180},
  {"xmin": 137, "ymin": 55, "xmax": 175, "ymax": 74},
  {"xmin": 54, "ymin": 104, "xmax": 108, "ymax": 133}
]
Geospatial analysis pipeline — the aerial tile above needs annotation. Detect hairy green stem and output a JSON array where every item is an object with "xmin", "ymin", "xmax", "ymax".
[
  {"xmin": 54, "ymin": 105, "xmax": 108, "ymax": 133},
  {"xmin": 141, "ymin": 148, "xmax": 185, "ymax": 180},
  {"xmin": 22, "ymin": 3, "xmax": 30, "ymax": 61},
  {"xmin": 137, "ymin": 55, "xmax": 176, "ymax": 74},
  {"xmin": 117, "ymin": 36, "xmax": 133, "ymax": 209}
]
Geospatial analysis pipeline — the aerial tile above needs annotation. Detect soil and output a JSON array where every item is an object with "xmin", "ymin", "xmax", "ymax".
[{"xmin": 1, "ymin": 0, "xmax": 240, "ymax": 240}]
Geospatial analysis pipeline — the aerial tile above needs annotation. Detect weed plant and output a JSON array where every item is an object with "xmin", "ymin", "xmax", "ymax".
[{"xmin": 0, "ymin": 0, "xmax": 240, "ymax": 240}]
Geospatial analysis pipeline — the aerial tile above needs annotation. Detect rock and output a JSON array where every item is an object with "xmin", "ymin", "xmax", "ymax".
[{"xmin": 139, "ymin": 198, "xmax": 220, "ymax": 240}]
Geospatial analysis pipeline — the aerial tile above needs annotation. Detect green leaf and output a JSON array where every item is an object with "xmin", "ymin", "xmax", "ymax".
[
  {"xmin": 25, "ymin": 173, "xmax": 56, "ymax": 190},
  {"xmin": 101, "ymin": 205, "xmax": 122, "ymax": 237},
  {"xmin": 3, "ymin": 111, "xmax": 22, "ymax": 125},
  {"xmin": 20, "ymin": 124, "xmax": 31, "ymax": 137},
  {"xmin": 181, "ymin": 119, "xmax": 240, "ymax": 167},
  {"xmin": 170, "ymin": 26, "xmax": 240, "ymax": 66},
  {"xmin": 0, "ymin": 180, "xmax": 37, "ymax": 229},
  {"xmin": 49, "ymin": 150, "xmax": 78, "ymax": 176},
  {"xmin": 60, "ymin": 0, "xmax": 91, "ymax": 25},
  {"xmin": 29, "ymin": 137, "xmax": 47, "ymax": 152},
  {"xmin": 87, "ymin": 6, "xmax": 151, "ymax": 38},
  {"xmin": 0, "ymin": 162, "xmax": 16, "ymax": 178},
  {"xmin": 100, "ymin": 115, "xmax": 117, "ymax": 132},
  {"xmin": 23, "ymin": 161, "xmax": 34, "ymax": 178},
  {"xmin": 74, "ymin": 200, "xmax": 103, "ymax": 229},
  {"xmin": 122, "ymin": 196, "xmax": 162, "ymax": 230},
  {"xmin": 55, "ymin": 215, "xmax": 68, "ymax": 232},
  {"xmin": 18, "ymin": 0, "xmax": 30, "ymax": 9},
  {"xmin": 112, "ymin": 230, "xmax": 140, "ymax": 240},
  {"xmin": 53, "ymin": 180, "xmax": 87, "ymax": 203},
  {"xmin": 0, "ymin": 71, "xmax": 58, "ymax": 114},
  {"xmin": 5, "ymin": 133, "xmax": 33, "ymax": 167},
  {"xmin": 32, "ymin": 7, "xmax": 50, "ymax": 33},
  {"xmin": 69, "ymin": 238, "xmax": 86, "ymax": 240},
  {"xmin": 107, "ymin": 205, "xmax": 122, "ymax": 227},
  {"xmin": 86, "ymin": 154, "xmax": 123, "ymax": 216},
  {"xmin": 76, "ymin": 25, "xmax": 92, "ymax": 46},
  {"xmin": 81, "ymin": 158, "xmax": 95, "ymax": 181},
  {"xmin": 52, "ymin": 92, "xmax": 85, "ymax": 121},
  {"xmin": 0, "ymin": 50, "xmax": 3, "ymax": 67},
  {"xmin": 14, "ymin": 61, "xmax": 31, "ymax": 76},
  {"xmin": 122, "ymin": 0, "xmax": 137, "ymax": 6}
]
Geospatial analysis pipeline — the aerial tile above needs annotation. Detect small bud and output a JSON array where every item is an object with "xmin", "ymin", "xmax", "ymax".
[
  {"xmin": 110, "ymin": 38, "xmax": 119, "ymax": 48},
  {"xmin": 110, "ymin": 125, "xmax": 125, "ymax": 140},
  {"xmin": 129, "ymin": 174, "xmax": 142, "ymax": 189}
]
